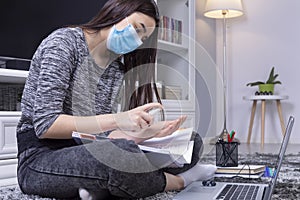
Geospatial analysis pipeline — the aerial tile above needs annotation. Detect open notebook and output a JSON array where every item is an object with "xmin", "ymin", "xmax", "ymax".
[{"xmin": 72, "ymin": 127, "xmax": 195, "ymax": 168}]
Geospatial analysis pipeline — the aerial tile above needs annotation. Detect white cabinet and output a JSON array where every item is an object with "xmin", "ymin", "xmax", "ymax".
[
  {"xmin": 0, "ymin": 113, "xmax": 20, "ymax": 159},
  {"xmin": 0, "ymin": 112, "xmax": 20, "ymax": 186},
  {"xmin": 0, "ymin": 68, "xmax": 26, "ymax": 186}
]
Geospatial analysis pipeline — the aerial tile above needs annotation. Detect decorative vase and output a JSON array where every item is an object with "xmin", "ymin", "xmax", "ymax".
[{"xmin": 259, "ymin": 84, "xmax": 274, "ymax": 94}]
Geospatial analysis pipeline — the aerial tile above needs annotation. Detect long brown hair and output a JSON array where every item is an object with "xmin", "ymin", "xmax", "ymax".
[{"xmin": 80, "ymin": 0, "xmax": 162, "ymax": 111}]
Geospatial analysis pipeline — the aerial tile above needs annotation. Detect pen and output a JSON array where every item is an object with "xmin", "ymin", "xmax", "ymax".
[
  {"xmin": 227, "ymin": 134, "xmax": 231, "ymax": 143},
  {"xmin": 228, "ymin": 130, "xmax": 236, "ymax": 142}
]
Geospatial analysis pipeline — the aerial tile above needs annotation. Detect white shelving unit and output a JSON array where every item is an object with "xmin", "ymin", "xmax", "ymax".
[
  {"xmin": 0, "ymin": 68, "xmax": 26, "ymax": 186},
  {"xmin": 156, "ymin": 0, "xmax": 196, "ymax": 127}
]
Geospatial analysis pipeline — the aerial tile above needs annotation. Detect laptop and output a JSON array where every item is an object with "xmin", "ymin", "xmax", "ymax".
[{"xmin": 173, "ymin": 116, "xmax": 295, "ymax": 200}]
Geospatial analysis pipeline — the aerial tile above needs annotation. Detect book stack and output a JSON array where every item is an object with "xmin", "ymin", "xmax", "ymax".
[
  {"xmin": 159, "ymin": 16, "xmax": 182, "ymax": 45},
  {"xmin": 215, "ymin": 165, "xmax": 266, "ymax": 179},
  {"xmin": 164, "ymin": 85, "xmax": 182, "ymax": 100},
  {"xmin": 156, "ymin": 83, "xmax": 182, "ymax": 100}
]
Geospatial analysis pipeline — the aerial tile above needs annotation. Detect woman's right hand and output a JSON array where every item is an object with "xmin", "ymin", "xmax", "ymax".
[{"xmin": 114, "ymin": 102, "xmax": 163, "ymax": 131}]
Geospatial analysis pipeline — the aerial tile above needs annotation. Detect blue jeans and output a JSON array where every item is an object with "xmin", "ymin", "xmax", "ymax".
[{"xmin": 17, "ymin": 130, "xmax": 202, "ymax": 199}]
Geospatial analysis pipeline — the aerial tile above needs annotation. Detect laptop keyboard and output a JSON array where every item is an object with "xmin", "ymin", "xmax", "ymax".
[{"xmin": 216, "ymin": 184, "xmax": 259, "ymax": 200}]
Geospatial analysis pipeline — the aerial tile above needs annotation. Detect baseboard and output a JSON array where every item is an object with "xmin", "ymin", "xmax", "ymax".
[{"xmin": 0, "ymin": 178, "xmax": 17, "ymax": 187}]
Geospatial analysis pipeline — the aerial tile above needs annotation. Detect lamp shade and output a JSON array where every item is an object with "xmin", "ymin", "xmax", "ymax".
[{"xmin": 204, "ymin": 0, "xmax": 244, "ymax": 19}]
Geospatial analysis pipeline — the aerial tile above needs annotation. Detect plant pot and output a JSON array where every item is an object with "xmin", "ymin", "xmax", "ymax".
[{"xmin": 259, "ymin": 84, "xmax": 274, "ymax": 94}]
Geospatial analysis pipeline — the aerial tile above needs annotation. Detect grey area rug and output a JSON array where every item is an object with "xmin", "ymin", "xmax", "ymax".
[{"xmin": 1, "ymin": 152, "xmax": 299, "ymax": 200}]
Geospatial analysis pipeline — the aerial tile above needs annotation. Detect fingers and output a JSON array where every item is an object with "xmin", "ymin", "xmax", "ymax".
[
  {"xmin": 139, "ymin": 102, "xmax": 163, "ymax": 112},
  {"xmin": 114, "ymin": 103, "xmax": 162, "ymax": 131},
  {"xmin": 178, "ymin": 115, "xmax": 187, "ymax": 126},
  {"xmin": 130, "ymin": 110, "xmax": 154, "ymax": 129},
  {"xmin": 155, "ymin": 115, "xmax": 187, "ymax": 138},
  {"xmin": 112, "ymin": 115, "xmax": 188, "ymax": 144},
  {"xmin": 139, "ymin": 113, "xmax": 152, "ymax": 129},
  {"xmin": 140, "ymin": 110, "xmax": 153, "ymax": 126},
  {"xmin": 134, "ymin": 102, "xmax": 164, "ymax": 128},
  {"xmin": 115, "ymin": 100, "xmax": 185, "ymax": 140}
]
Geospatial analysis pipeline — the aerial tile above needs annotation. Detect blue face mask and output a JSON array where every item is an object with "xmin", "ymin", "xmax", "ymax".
[{"xmin": 106, "ymin": 18, "xmax": 143, "ymax": 54}]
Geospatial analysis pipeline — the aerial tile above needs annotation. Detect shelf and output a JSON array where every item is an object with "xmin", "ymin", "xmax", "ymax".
[
  {"xmin": 0, "ymin": 68, "xmax": 28, "ymax": 84},
  {"xmin": 158, "ymin": 40, "xmax": 188, "ymax": 52},
  {"xmin": 157, "ymin": 0, "xmax": 190, "ymax": 53},
  {"xmin": 155, "ymin": 0, "xmax": 195, "ymax": 111},
  {"xmin": 0, "ymin": 111, "xmax": 22, "ymax": 116}
]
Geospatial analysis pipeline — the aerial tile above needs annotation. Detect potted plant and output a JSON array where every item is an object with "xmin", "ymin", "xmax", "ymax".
[{"xmin": 246, "ymin": 67, "xmax": 282, "ymax": 95}]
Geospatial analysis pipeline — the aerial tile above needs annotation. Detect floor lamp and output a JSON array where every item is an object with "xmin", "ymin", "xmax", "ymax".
[{"xmin": 203, "ymin": 0, "xmax": 244, "ymax": 144}]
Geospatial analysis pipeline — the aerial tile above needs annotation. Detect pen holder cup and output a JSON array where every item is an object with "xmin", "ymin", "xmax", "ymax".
[{"xmin": 216, "ymin": 141, "xmax": 238, "ymax": 167}]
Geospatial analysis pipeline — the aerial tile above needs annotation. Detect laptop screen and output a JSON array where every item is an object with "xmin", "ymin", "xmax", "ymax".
[{"xmin": 267, "ymin": 116, "xmax": 294, "ymax": 199}]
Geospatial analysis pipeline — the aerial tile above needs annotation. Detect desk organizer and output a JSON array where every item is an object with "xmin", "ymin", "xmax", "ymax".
[{"xmin": 216, "ymin": 141, "xmax": 238, "ymax": 167}]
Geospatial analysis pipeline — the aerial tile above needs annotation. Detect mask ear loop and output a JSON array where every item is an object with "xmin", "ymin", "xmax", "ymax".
[
  {"xmin": 125, "ymin": 17, "xmax": 130, "ymax": 25},
  {"xmin": 114, "ymin": 17, "xmax": 129, "ymax": 31}
]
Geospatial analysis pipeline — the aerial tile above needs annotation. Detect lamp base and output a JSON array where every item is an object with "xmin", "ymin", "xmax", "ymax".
[{"xmin": 209, "ymin": 129, "xmax": 241, "ymax": 145}]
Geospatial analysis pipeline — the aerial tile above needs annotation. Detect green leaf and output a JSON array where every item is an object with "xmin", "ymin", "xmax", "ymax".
[
  {"xmin": 272, "ymin": 81, "xmax": 282, "ymax": 85},
  {"xmin": 266, "ymin": 67, "xmax": 275, "ymax": 83},
  {"xmin": 246, "ymin": 81, "xmax": 265, "ymax": 86}
]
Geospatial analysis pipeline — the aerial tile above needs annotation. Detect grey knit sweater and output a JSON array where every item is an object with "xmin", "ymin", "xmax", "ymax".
[{"xmin": 17, "ymin": 27, "xmax": 124, "ymax": 137}]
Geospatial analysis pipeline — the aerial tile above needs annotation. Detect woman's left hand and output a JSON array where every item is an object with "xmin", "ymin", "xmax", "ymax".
[{"xmin": 108, "ymin": 115, "xmax": 187, "ymax": 144}]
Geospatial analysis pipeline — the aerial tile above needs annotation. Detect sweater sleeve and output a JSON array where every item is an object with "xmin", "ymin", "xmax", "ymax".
[{"xmin": 32, "ymin": 31, "xmax": 77, "ymax": 137}]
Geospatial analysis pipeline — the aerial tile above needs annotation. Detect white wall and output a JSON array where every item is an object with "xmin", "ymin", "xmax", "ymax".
[
  {"xmin": 220, "ymin": 0, "xmax": 300, "ymax": 143},
  {"xmin": 195, "ymin": 0, "xmax": 221, "ymax": 140}
]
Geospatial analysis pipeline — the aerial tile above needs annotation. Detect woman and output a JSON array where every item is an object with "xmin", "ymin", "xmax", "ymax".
[{"xmin": 17, "ymin": 0, "xmax": 215, "ymax": 199}]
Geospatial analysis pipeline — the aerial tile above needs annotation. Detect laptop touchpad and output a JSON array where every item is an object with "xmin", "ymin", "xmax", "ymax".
[{"xmin": 187, "ymin": 186, "xmax": 217, "ymax": 193}]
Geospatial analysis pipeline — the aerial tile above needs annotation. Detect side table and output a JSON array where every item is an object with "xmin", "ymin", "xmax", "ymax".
[{"xmin": 243, "ymin": 95, "xmax": 288, "ymax": 145}]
